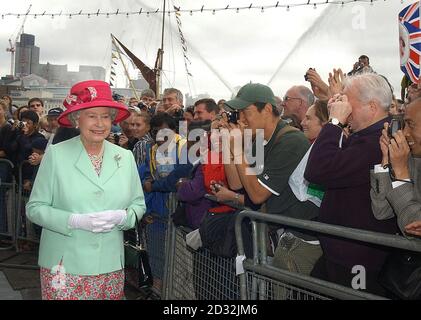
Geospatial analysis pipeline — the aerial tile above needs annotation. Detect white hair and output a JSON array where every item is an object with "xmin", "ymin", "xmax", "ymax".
[
  {"xmin": 296, "ymin": 86, "xmax": 315, "ymax": 107},
  {"xmin": 343, "ymin": 73, "xmax": 392, "ymax": 112}
]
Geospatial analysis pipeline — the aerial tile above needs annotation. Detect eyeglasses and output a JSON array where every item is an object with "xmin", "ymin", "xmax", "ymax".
[{"xmin": 283, "ymin": 96, "xmax": 302, "ymax": 102}]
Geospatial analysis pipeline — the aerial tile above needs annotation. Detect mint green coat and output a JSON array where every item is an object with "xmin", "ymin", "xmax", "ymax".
[{"xmin": 26, "ymin": 136, "xmax": 146, "ymax": 276}]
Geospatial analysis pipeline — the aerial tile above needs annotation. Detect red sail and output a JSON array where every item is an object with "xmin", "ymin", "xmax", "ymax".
[{"xmin": 113, "ymin": 36, "xmax": 158, "ymax": 95}]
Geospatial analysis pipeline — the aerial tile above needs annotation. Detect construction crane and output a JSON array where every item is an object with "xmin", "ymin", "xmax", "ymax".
[{"xmin": 6, "ymin": 4, "xmax": 32, "ymax": 77}]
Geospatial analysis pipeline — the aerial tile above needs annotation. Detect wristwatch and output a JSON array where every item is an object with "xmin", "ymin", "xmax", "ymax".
[
  {"xmin": 329, "ymin": 118, "xmax": 346, "ymax": 129},
  {"xmin": 233, "ymin": 193, "xmax": 240, "ymax": 205}
]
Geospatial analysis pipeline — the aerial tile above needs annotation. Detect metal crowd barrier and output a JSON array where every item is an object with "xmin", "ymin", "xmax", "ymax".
[
  {"xmin": 133, "ymin": 192, "xmax": 178, "ymax": 298},
  {"xmin": 142, "ymin": 213, "xmax": 169, "ymax": 297},
  {"xmin": 235, "ymin": 210, "xmax": 421, "ymax": 300},
  {"xmin": 15, "ymin": 161, "xmax": 41, "ymax": 252},
  {"xmin": 163, "ymin": 221, "xmax": 239, "ymax": 300},
  {"xmin": 0, "ymin": 159, "xmax": 16, "ymax": 251}
]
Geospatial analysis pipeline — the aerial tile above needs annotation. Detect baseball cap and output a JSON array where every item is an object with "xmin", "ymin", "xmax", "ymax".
[
  {"xmin": 225, "ymin": 83, "xmax": 277, "ymax": 110},
  {"xmin": 47, "ymin": 107, "xmax": 64, "ymax": 117}
]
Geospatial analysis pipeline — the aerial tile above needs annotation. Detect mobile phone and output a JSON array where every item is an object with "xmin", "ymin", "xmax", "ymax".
[{"xmin": 388, "ymin": 115, "xmax": 405, "ymax": 138}]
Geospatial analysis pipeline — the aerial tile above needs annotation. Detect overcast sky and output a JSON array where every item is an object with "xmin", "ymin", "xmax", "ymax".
[{"xmin": 0, "ymin": 0, "xmax": 409, "ymax": 100}]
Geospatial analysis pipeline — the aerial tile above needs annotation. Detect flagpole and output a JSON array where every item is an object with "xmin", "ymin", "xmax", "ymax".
[
  {"xmin": 111, "ymin": 34, "xmax": 140, "ymax": 101},
  {"xmin": 156, "ymin": 0, "xmax": 166, "ymax": 99}
]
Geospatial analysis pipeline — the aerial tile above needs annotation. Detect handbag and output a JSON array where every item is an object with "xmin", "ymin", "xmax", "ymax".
[
  {"xmin": 199, "ymin": 211, "xmax": 238, "ymax": 258},
  {"xmin": 378, "ymin": 250, "xmax": 421, "ymax": 300},
  {"xmin": 171, "ymin": 201, "xmax": 188, "ymax": 227},
  {"xmin": 124, "ymin": 216, "xmax": 153, "ymax": 290},
  {"xmin": 199, "ymin": 210, "xmax": 253, "ymax": 258}
]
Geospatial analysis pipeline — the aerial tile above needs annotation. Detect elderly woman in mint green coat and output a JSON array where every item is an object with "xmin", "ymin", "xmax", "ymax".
[{"xmin": 26, "ymin": 80, "xmax": 146, "ymax": 300}]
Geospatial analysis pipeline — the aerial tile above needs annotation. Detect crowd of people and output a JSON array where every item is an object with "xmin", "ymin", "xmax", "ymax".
[{"xmin": 0, "ymin": 54, "xmax": 419, "ymax": 300}]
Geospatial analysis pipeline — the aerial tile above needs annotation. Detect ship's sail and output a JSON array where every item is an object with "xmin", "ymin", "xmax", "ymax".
[{"xmin": 112, "ymin": 34, "xmax": 160, "ymax": 95}]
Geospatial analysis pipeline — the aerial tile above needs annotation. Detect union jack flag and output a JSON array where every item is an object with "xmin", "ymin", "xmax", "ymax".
[{"xmin": 399, "ymin": 2, "xmax": 421, "ymax": 83}]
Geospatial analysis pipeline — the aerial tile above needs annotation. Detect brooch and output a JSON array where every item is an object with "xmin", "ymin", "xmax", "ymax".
[{"xmin": 114, "ymin": 154, "xmax": 122, "ymax": 168}]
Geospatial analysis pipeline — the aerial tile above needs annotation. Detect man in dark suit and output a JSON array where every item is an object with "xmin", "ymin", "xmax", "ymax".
[
  {"xmin": 304, "ymin": 73, "xmax": 398, "ymax": 295},
  {"xmin": 371, "ymin": 98, "xmax": 421, "ymax": 237}
]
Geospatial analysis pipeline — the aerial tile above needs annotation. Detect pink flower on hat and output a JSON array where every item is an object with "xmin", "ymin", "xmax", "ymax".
[{"xmin": 64, "ymin": 87, "xmax": 98, "ymax": 109}]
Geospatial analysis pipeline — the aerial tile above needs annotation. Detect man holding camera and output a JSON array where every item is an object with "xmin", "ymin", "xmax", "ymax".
[
  {"xmin": 304, "ymin": 73, "xmax": 398, "ymax": 295},
  {"xmin": 139, "ymin": 89, "xmax": 157, "ymax": 115},
  {"xmin": 371, "ymin": 98, "xmax": 421, "ymax": 237},
  {"xmin": 224, "ymin": 83, "xmax": 320, "ymax": 274},
  {"xmin": 347, "ymin": 55, "xmax": 374, "ymax": 76},
  {"xmin": 163, "ymin": 88, "xmax": 184, "ymax": 117}
]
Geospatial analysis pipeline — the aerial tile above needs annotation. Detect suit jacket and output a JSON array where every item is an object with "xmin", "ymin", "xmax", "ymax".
[
  {"xmin": 26, "ymin": 136, "xmax": 146, "ymax": 276},
  {"xmin": 370, "ymin": 156, "xmax": 421, "ymax": 236}
]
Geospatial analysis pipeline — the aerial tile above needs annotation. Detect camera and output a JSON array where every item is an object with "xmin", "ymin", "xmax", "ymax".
[
  {"xmin": 213, "ymin": 183, "xmax": 222, "ymax": 192},
  {"xmin": 188, "ymin": 120, "xmax": 212, "ymax": 133},
  {"xmin": 388, "ymin": 115, "xmax": 405, "ymax": 138},
  {"xmin": 137, "ymin": 101, "xmax": 149, "ymax": 110},
  {"xmin": 112, "ymin": 92, "xmax": 124, "ymax": 102},
  {"xmin": 113, "ymin": 132, "xmax": 122, "ymax": 144},
  {"xmin": 8, "ymin": 119, "xmax": 26, "ymax": 130},
  {"xmin": 225, "ymin": 110, "xmax": 239, "ymax": 124},
  {"xmin": 304, "ymin": 68, "xmax": 315, "ymax": 81}
]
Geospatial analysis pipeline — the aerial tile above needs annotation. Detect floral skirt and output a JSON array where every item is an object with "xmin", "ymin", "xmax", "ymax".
[{"xmin": 40, "ymin": 267, "xmax": 125, "ymax": 300}]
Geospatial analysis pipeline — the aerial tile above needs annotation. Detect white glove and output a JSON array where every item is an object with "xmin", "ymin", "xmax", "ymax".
[
  {"xmin": 95, "ymin": 210, "xmax": 127, "ymax": 226},
  {"xmin": 68, "ymin": 210, "xmax": 127, "ymax": 233},
  {"xmin": 68, "ymin": 213, "xmax": 113, "ymax": 233}
]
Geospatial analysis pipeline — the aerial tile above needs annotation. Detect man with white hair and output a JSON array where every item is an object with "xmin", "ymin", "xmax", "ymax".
[
  {"xmin": 304, "ymin": 73, "xmax": 398, "ymax": 295},
  {"xmin": 281, "ymin": 85, "xmax": 315, "ymax": 123}
]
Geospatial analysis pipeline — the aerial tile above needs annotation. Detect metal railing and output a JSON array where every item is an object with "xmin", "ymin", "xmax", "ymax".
[
  {"xmin": 0, "ymin": 159, "xmax": 16, "ymax": 251},
  {"xmin": 235, "ymin": 210, "xmax": 421, "ymax": 300},
  {"xmin": 15, "ymin": 161, "xmax": 41, "ymax": 251},
  {"xmin": 163, "ymin": 222, "xmax": 240, "ymax": 300}
]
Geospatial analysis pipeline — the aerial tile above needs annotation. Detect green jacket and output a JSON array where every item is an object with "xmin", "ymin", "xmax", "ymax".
[{"xmin": 26, "ymin": 136, "xmax": 146, "ymax": 276}]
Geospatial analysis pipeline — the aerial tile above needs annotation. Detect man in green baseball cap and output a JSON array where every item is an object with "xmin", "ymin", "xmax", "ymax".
[
  {"xmin": 225, "ymin": 83, "xmax": 278, "ymax": 110},
  {"xmin": 224, "ymin": 83, "xmax": 320, "ymax": 285},
  {"xmin": 224, "ymin": 83, "xmax": 279, "ymax": 140}
]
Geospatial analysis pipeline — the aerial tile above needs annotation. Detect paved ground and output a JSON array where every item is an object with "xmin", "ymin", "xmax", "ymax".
[
  {"xmin": 0, "ymin": 245, "xmax": 41, "ymax": 300},
  {"xmin": 0, "ymin": 247, "xmax": 152, "ymax": 300},
  {"xmin": 0, "ymin": 271, "xmax": 23, "ymax": 300}
]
